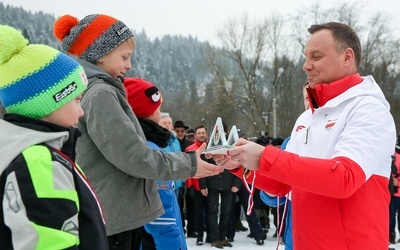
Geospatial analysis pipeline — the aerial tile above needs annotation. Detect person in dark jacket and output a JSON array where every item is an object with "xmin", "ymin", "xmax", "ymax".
[
  {"xmin": 227, "ymin": 180, "xmax": 265, "ymax": 246},
  {"xmin": 174, "ymin": 120, "xmax": 192, "ymax": 152},
  {"xmin": 389, "ymin": 153, "xmax": 399, "ymax": 245},
  {"xmin": 199, "ymin": 122, "xmax": 242, "ymax": 248},
  {"xmin": 200, "ymin": 168, "xmax": 242, "ymax": 248},
  {"xmin": 0, "ymin": 25, "xmax": 108, "ymax": 249}
]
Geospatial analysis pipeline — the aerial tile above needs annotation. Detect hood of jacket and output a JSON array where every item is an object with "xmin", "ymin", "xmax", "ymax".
[
  {"xmin": 76, "ymin": 58, "xmax": 126, "ymax": 95},
  {"xmin": 0, "ymin": 114, "xmax": 70, "ymax": 173}
]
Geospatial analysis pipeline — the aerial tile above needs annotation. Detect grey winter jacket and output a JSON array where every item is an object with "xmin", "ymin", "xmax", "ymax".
[{"xmin": 75, "ymin": 59, "xmax": 197, "ymax": 236}]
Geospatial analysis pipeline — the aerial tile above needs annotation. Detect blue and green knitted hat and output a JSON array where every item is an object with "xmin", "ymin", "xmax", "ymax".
[{"xmin": 0, "ymin": 25, "xmax": 88, "ymax": 119}]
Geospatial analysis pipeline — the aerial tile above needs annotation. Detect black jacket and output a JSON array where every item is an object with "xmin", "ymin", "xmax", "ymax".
[
  {"xmin": 200, "ymin": 168, "xmax": 242, "ymax": 191},
  {"xmin": 0, "ymin": 115, "xmax": 108, "ymax": 249}
]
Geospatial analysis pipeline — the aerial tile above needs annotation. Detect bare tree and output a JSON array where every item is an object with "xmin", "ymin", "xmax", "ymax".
[
  {"xmin": 203, "ymin": 1, "xmax": 400, "ymax": 137},
  {"xmin": 203, "ymin": 14, "xmax": 304, "ymax": 136}
]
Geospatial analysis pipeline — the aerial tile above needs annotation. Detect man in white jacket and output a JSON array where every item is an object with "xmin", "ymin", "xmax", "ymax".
[{"xmin": 212, "ymin": 22, "xmax": 396, "ymax": 250}]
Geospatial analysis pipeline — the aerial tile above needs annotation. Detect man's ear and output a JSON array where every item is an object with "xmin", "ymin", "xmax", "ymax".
[{"xmin": 343, "ymin": 48, "xmax": 354, "ymax": 66}]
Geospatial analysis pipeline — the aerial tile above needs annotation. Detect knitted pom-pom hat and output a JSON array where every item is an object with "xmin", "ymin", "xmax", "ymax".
[
  {"xmin": 54, "ymin": 14, "xmax": 134, "ymax": 63},
  {"xmin": 0, "ymin": 25, "xmax": 88, "ymax": 119},
  {"xmin": 124, "ymin": 78, "xmax": 162, "ymax": 118}
]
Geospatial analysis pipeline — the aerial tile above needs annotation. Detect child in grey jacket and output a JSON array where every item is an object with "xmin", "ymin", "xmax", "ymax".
[{"xmin": 53, "ymin": 13, "xmax": 223, "ymax": 249}]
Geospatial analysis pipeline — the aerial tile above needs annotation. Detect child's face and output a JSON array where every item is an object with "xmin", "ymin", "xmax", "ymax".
[
  {"xmin": 41, "ymin": 95, "xmax": 84, "ymax": 128},
  {"xmin": 147, "ymin": 107, "xmax": 162, "ymax": 124},
  {"xmin": 96, "ymin": 39, "xmax": 135, "ymax": 78}
]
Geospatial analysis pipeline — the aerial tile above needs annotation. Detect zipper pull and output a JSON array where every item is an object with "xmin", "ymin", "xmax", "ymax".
[
  {"xmin": 331, "ymin": 161, "xmax": 340, "ymax": 171},
  {"xmin": 305, "ymin": 127, "xmax": 309, "ymax": 144}
]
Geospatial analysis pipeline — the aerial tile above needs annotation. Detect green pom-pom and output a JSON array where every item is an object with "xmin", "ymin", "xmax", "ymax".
[{"xmin": 0, "ymin": 25, "xmax": 29, "ymax": 64}]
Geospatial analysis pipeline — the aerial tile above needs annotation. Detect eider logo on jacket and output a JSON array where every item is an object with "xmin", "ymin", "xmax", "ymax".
[
  {"xmin": 296, "ymin": 125, "xmax": 306, "ymax": 132},
  {"xmin": 325, "ymin": 120, "xmax": 337, "ymax": 131}
]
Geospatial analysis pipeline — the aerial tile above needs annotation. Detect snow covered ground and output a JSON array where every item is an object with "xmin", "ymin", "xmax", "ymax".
[
  {"xmin": 186, "ymin": 219, "xmax": 283, "ymax": 250},
  {"xmin": 186, "ymin": 218, "xmax": 400, "ymax": 249}
]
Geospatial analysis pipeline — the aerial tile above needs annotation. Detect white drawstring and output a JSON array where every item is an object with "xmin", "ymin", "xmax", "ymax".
[
  {"xmin": 242, "ymin": 170, "xmax": 256, "ymax": 215},
  {"xmin": 275, "ymin": 195, "xmax": 289, "ymax": 250}
]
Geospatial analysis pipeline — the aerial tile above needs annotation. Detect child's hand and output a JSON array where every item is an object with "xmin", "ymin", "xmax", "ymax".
[{"xmin": 193, "ymin": 143, "xmax": 224, "ymax": 178}]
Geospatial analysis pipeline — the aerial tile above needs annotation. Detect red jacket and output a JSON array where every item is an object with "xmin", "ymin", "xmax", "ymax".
[{"xmin": 185, "ymin": 140, "xmax": 204, "ymax": 191}]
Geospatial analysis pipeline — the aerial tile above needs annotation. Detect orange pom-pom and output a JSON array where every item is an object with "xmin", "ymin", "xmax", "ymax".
[{"xmin": 53, "ymin": 15, "xmax": 79, "ymax": 41}]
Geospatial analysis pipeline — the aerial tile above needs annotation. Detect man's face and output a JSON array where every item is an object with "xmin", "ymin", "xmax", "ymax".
[
  {"xmin": 174, "ymin": 127, "xmax": 186, "ymax": 140},
  {"xmin": 159, "ymin": 116, "xmax": 173, "ymax": 132},
  {"xmin": 195, "ymin": 128, "xmax": 208, "ymax": 143},
  {"xmin": 303, "ymin": 29, "xmax": 348, "ymax": 88},
  {"xmin": 186, "ymin": 131, "xmax": 195, "ymax": 143}
]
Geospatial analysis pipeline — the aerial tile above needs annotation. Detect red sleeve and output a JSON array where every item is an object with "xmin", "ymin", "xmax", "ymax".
[
  {"xmin": 230, "ymin": 166, "xmax": 291, "ymax": 196},
  {"xmin": 258, "ymin": 146, "xmax": 366, "ymax": 198}
]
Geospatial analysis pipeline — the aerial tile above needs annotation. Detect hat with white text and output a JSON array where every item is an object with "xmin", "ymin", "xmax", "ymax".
[
  {"xmin": 0, "ymin": 25, "xmax": 87, "ymax": 119},
  {"xmin": 54, "ymin": 14, "xmax": 134, "ymax": 63}
]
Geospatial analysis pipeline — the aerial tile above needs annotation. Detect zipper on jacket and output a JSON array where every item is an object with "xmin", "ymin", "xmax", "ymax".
[
  {"xmin": 305, "ymin": 126, "xmax": 310, "ymax": 144},
  {"xmin": 331, "ymin": 161, "xmax": 340, "ymax": 171}
]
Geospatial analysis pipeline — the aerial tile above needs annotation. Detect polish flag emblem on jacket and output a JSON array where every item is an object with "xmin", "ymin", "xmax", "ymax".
[
  {"xmin": 296, "ymin": 125, "xmax": 306, "ymax": 132},
  {"xmin": 325, "ymin": 120, "xmax": 336, "ymax": 130}
]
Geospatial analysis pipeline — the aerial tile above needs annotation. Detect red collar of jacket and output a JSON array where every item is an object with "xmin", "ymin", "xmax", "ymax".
[
  {"xmin": 307, "ymin": 73, "xmax": 362, "ymax": 112},
  {"xmin": 187, "ymin": 139, "xmax": 207, "ymax": 151},
  {"xmin": 194, "ymin": 139, "xmax": 207, "ymax": 147}
]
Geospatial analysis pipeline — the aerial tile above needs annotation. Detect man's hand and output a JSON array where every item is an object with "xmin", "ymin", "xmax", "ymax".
[
  {"xmin": 225, "ymin": 138, "xmax": 265, "ymax": 170},
  {"xmin": 210, "ymin": 154, "xmax": 242, "ymax": 170},
  {"xmin": 201, "ymin": 188, "xmax": 208, "ymax": 196},
  {"xmin": 193, "ymin": 143, "xmax": 224, "ymax": 178}
]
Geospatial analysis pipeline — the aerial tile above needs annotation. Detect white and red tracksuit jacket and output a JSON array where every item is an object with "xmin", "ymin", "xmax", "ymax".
[{"xmin": 233, "ymin": 73, "xmax": 396, "ymax": 249}]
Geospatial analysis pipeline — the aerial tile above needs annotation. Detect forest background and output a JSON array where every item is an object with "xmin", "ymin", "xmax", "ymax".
[{"xmin": 1, "ymin": 2, "xmax": 399, "ymax": 139}]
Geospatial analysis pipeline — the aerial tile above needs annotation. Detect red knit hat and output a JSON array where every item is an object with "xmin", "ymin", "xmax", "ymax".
[
  {"xmin": 53, "ymin": 14, "xmax": 133, "ymax": 63},
  {"xmin": 124, "ymin": 78, "xmax": 162, "ymax": 118}
]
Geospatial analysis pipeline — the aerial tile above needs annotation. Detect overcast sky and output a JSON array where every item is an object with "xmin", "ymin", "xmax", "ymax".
[{"xmin": 1, "ymin": 0, "xmax": 399, "ymax": 44}]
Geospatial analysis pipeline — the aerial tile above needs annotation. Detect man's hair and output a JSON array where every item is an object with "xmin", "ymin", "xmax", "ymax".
[
  {"xmin": 195, "ymin": 125, "xmax": 207, "ymax": 132},
  {"xmin": 308, "ymin": 22, "xmax": 361, "ymax": 68},
  {"xmin": 255, "ymin": 136, "xmax": 270, "ymax": 146},
  {"xmin": 160, "ymin": 114, "xmax": 171, "ymax": 119}
]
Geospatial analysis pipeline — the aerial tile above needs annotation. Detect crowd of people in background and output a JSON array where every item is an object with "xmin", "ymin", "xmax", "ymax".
[{"xmin": 166, "ymin": 119, "xmax": 291, "ymax": 248}]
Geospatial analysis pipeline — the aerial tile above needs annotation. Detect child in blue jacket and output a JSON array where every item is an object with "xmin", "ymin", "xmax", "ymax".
[{"xmin": 124, "ymin": 77, "xmax": 187, "ymax": 250}]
